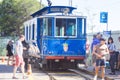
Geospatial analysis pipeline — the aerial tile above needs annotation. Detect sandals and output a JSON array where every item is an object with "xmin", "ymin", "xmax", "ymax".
[
  {"xmin": 12, "ymin": 76, "xmax": 28, "ymax": 79},
  {"xmin": 12, "ymin": 77, "xmax": 18, "ymax": 79}
]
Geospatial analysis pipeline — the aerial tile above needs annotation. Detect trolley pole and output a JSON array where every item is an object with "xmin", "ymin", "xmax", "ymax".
[
  {"xmin": 40, "ymin": 0, "xmax": 42, "ymax": 8},
  {"xmin": 69, "ymin": 0, "xmax": 72, "ymax": 6}
]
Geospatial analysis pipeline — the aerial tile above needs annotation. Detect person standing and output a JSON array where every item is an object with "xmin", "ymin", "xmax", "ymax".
[
  {"xmin": 91, "ymin": 33, "xmax": 102, "ymax": 70},
  {"xmin": 93, "ymin": 38, "xmax": 109, "ymax": 80},
  {"xmin": 6, "ymin": 40, "xmax": 14, "ymax": 65},
  {"xmin": 22, "ymin": 40, "xmax": 30, "ymax": 72},
  {"xmin": 12, "ymin": 35, "xmax": 27, "ymax": 79},
  {"xmin": 117, "ymin": 37, "xmax": 120, "ymax": 70},
  {"xmin": 85, "ymin": 38, "xmax": 90, "ymax": 68},
  {"xmin": 107, "ymin": 37, "xmax": 116, "ymax": 75}
]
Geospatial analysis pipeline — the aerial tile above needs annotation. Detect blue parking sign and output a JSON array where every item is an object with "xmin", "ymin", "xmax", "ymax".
[{"xmin": 100, "ymin": 12, "xmax": 108, "ymax": 23}]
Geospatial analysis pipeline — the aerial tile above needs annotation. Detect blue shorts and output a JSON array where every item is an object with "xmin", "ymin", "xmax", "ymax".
[{"xmin": 96, "ymin": 59, "xmax": 105, "ymax": 66}]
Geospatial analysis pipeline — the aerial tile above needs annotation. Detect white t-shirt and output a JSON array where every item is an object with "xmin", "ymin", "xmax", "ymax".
[{"xmin": 15, "ymin": 40, "xmax": 23, "ymax": 57}]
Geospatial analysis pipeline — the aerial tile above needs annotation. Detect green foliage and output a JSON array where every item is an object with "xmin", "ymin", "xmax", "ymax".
[{"xmin": 0, "ymin": 0, "xmax": 44, "ymax": 36}]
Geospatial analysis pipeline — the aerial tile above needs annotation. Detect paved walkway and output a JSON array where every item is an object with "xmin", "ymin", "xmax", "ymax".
[{"xmin": 0, "ymin": 60, "xmax": 49, "ymax": 80}]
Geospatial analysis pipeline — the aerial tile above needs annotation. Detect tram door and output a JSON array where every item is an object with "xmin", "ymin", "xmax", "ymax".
[{"xmin": 37, "ymin": 17, "xmax": 53, "ymax": 54}]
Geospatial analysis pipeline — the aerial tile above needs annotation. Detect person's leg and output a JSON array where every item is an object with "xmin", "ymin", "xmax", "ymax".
[
  {"xmin": 21, "ymin": 63, "xmax": 25, "ymax": 76},
  {"xmin": 94, "ymin": 59, "xmax": 100, "ymax": 80},
  {"xmin": 101, "ymin": 66, "xmax": 105, "ymax": 80},
  {"xmin": 7, "ymin": 56, "xmax": 10, "ymax": 65},
  {"xmin": 20, "ymin": 57, "xmax": 28, "ymax": 79},
  {"xmin": 111, "ymin": 55, "xmax": 116, "ymax": 74},
  {"xmin": 12, "ymin": 55, "xmax": 20, "ymax": 79},
  {"xmin": 117, "ymin": 54, "xmax": 120, "ymax": 69},
  {"xmin": 85, "ymin": 59, "xmax": 88, "ymax": 68},
  {"xmin": 115, "ymin": 52, "xmax": 119, "ymax": 69},
  {"xmin": 24, "ymin": 58, "xmax": 28, "ymax": 71},
  {"xmin": 92, "ymin": 55, "xmax": 96, "ymax": 71},
  {"xmin": 94, "ymin": 66, "xmax": 99, "ymax": 80},
  {"xmin": 13, "ymin": 66, "xmax": 18, "ymax": 78}
]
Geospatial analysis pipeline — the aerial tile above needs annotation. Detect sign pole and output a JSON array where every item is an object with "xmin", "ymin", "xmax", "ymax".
[
  {"xmin": 100, "ymin": 12, "xmax": 108, "ymax": 30},
  {"xmin": 106, "ymin": 22, "xmax": 108, "ymax": 31}
]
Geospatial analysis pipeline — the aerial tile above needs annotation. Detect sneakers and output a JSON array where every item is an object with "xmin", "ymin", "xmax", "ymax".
[
  {"xmin": 12, "ymin": 77, "xmax": 18, "ymax": 79},
  {"xmin": 93, "ymin": 75, "xmax": 97, "ymax": 80}
]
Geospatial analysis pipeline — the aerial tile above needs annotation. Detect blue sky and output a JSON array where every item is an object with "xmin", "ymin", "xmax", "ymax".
[{"xmin": 39, "ymin": 0, "xmax": 120, "ymax": 33}]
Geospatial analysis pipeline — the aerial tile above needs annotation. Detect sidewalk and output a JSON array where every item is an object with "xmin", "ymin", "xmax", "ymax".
[
  {"xmin": 0, "ymin": 60, "xmax": 49, "ymax": 80},
  {"xmin": 79, "ymin": 64, "xmax": 120, "ymax": 80}
]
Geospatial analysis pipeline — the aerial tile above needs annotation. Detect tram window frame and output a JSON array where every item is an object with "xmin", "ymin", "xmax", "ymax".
[
  {"xmin": 43, "ymin": 18, "xmax": 52, "ymax": 36},
  {"xmin": 55, "ymin": 18, "xmax": 77, "ymax": 37},
  {"xmin": 32, "ymin": 23, "xmax": 35, "ymax": 40},
  {"xmin": 25, "ymin": 26, "xmax": 29, "ymax": 40}
]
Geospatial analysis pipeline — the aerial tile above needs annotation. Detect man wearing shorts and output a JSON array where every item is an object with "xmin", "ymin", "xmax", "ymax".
[
  {"xmin": 93, "ymin": 38, "xmax": 109, "ymax": 80},
  {"xmin": 12, "ymin": 35, "xmax": 27, "ymax": 79}
]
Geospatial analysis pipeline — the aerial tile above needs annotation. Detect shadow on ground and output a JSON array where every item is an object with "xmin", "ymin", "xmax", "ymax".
[{"xmin": 0, "ymin": 64, "xmax": 13, "ymax": 73}]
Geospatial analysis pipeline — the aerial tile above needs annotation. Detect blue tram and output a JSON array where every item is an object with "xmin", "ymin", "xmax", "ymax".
[{"xmin": 24, "ymin": 6, "xmax": 86, "ymax": 70}]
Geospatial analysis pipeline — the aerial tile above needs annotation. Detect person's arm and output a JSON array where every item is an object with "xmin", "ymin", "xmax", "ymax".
[
  {"xmin": 109, "ymin": 44, "xmax": 116, "ymax": 53},
  {"xmin": 106, "ymin": 47, "xmax": 109, "ymax": 54},
  {"xmin": 15, "ymin": 42, "xmax": 19, "ymax": 55},
  {"xmin": 104, "ymin": 45, "xmax": 109, "ymax": 55},
  {"xmin": 92, "ymin": 45, "xmax": 102, "ymax": 58}
]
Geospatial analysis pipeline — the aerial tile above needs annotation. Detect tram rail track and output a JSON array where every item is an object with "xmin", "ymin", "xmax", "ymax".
[
  {"xmin": 32, "ymin": 61, "xmax": 114, "ymax": 80},
  {"xmin": 42, "ymin": 69, "xmax": 100, "ymax": 80}
]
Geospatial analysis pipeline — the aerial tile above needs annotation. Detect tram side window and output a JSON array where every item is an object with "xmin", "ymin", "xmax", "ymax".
[
  {"xmin": 56, "ymin": 18, "xmax": 76, "ymax": 36},
  {"xmin": 43, "ymin": 18, "xmax": 52, "ymax": 36},
  {"xmin": 32, "ymin": 24, "xmax": 35, "ymax": 40}
]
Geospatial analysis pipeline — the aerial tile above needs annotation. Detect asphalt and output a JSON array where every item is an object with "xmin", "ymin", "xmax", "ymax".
[{"xmin": 0, "ymin": 60, "xmax": 49, "ymax": 80}]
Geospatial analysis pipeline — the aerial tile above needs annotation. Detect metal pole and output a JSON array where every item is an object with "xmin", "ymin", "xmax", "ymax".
[
  {"xmin": 106, "ymin": 12, "xmax": 108, "ymax": 31},
  {"xmin": 106, "ymin": 22, "xmax": 108, "ymax": 31},
  {"xmin": 40, "ymin": 0, "xmax": 42, "ymax": 8}
]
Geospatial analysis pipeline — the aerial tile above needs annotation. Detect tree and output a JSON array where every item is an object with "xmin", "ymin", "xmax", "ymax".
[{"xmin": 0, "ymin": 0, "xmax": 44, "ymax": 36}]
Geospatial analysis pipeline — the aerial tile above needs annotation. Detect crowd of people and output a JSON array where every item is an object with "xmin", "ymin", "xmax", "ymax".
[
  {"xmin": 85, "ymin": 33, "xmax": 120, "ymax": 80},
  {"xmin": 5, "ymin": 33, "xmax": 120, "ymax": 80}
]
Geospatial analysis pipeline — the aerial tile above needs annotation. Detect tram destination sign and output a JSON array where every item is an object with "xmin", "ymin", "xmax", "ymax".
[
  {"xmin": 31, "ymin": 6, "xmax": 76, "ymax": 17},
  {"xmin": 41, "ymin": 7, "xmax": 71, "ymax": 15}
]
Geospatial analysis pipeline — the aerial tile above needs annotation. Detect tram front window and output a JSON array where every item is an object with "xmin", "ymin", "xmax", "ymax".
[{"xmin": 56, "ymin": 18, "xmax": 76, "ymax": 37}]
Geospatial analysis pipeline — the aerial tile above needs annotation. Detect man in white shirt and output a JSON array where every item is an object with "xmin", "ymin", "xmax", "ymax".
[{"xmin": 12, "ymin": 35, "xmax": 27, "ymax": 79}]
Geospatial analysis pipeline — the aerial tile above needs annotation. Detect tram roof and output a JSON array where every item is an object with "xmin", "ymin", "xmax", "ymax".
[{"xmin": 31, "ymin": 6, "xmax": 76, "ymax": 17}]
